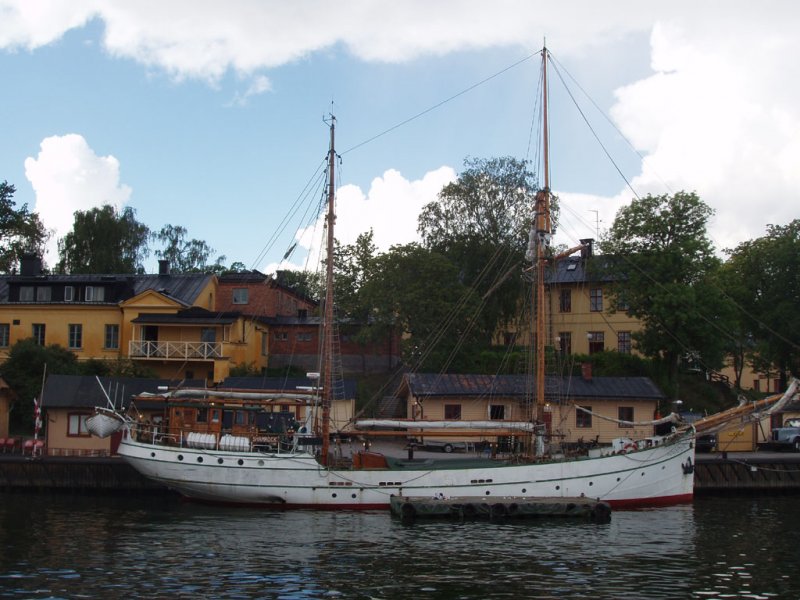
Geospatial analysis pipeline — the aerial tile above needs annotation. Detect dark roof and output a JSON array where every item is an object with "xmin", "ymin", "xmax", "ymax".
[
  {"xmin": 405, "ymin": 373, "xmax": 664, "ymax": 401},
  {"xmin": 546, "ymin": 256, "xmax": 620, "ymax": 285},
  {"xmin": 130, "ymin": 274, "xmax": 215, "ymax": 305},
  {"xmin": 0, "ymin": 272, "xmax": 213, "ymax": 305},
  {"xmin": 131, "ymin": 306, "xmax": 239, "ymax": 325},
  {"xmin": 41, "ymin": 375, "xmax": 206, "ymax": 409},
  {"xmin": 218, "ymin": 270, "xmax": 269, "ymax": 284},
  {"xmin": 221, "ymin": 376, "xmax": 357, "ymax": 399}
]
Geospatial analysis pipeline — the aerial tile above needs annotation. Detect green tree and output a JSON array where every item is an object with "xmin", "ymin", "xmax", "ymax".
[
  {"xmin": 274, "ymin": 269, "xmax": 323, "ymax": 303},
  {"xmin": 57, "ymin": 204, "xmax": 150, "ymax": 274},
  {"xmin": 722, "ymin": 220, "xmax": 800, "ymax": 389},
  {"xmin": 0, "ymin": 180, "xmax": 49, "ymax": 273},
  {"xmin": 153, "ymin": 224, "xmax": 225, "ymax": 273},
  {"xmin": 417, "ymin": 157, "xmax": 540, "ymax": 343},
  {"xmin": 1, "ymin": 339, "xmax": 79, "ymax": 431},
  {"xmin": 360, "ymin": 243, "xmax": 483, "ymax": 371},
  {"xmin": 599, "ymin": 191, "xmax": 730, "ymax": 387},
  {"xmin": 333, "ymin": 230, "xmax": 378, "ymax": 321}
]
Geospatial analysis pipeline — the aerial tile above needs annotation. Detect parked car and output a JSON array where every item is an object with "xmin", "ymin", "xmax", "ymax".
[
  {"xmin": 418, "ymin": 439, "xmax": 467, "ymax": 453},
  {"xmin": 695, "ymin": 433, "xmax": 717, "ymax": 453}
]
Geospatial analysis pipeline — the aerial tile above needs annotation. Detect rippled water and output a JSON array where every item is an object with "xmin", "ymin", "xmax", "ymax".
[{"xmin": 0, "ymin": 492, "xmax": 798, "ymax": 599}]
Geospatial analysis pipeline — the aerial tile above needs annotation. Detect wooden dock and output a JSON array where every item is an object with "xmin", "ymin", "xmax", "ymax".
[
  {"xmin": 390, "ymin": 495, "xmax": 612, "ymax": 523},
  {"xmin": 695, "ymin": 453, "xmax": 800, "ymax": 492}
]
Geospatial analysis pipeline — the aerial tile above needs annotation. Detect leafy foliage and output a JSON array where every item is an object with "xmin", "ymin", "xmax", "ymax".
[
  {"xmin": 1, "ymin": 339, "xmax": 79, "ymax": 431},
  {"xmin": 153, "ymin": 224, "xmax": 226, "ymax": 273},
  {"xmin": 56, "ymin": 204, "xmax": 149, "ymax": 274},
  {"xmin": 418, "ymin": 157, "xmax": 540, "ymax": 342},
  {"xmin": 599, "ymin": 192, "xmax": 731, "ymax": 384},
  {"xmin": 0, "ymin": 181, "xmax": 49, "ymax": 274},
  {"xmin": 722, "ymin": 220, "xmax": 800, "ymax": 387}
]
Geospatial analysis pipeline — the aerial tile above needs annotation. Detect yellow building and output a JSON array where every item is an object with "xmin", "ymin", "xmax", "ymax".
[
  {"xmin": 399, "ymin": 371, "xmax": 664, "ymax": 448},
  {"xmin": 0, "ymin": 256, "xmax": 266, "ymax": 385}
]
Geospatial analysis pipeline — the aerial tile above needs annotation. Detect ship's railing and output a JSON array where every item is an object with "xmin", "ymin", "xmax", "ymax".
[
  {"xmin": 128, "ymin": 340, "xmax": 223, "ymax": 360},
  {"xmin": 128, "ymin": 423, "xmax": 298, "ymax": 454}
]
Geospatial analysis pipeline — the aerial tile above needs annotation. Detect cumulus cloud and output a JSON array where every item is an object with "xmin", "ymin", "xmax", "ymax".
[
  {"xmin": 553, "ymin": 9, "xmax": 800, "ymax": 253},
  {"xmin": 264, "ymin": 166, "xmax": 456, "ymax": 274},
  {"xmin": 24, "ymin": 134, "xmax": 132, "ymax": 264}
]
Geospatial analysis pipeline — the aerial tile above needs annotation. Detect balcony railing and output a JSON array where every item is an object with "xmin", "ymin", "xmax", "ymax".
[{"xmin": 129, "ymin": 340, "xmax": 223, "ymax": 360}]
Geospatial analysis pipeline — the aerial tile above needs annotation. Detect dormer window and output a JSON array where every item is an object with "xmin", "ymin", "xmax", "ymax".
[
  {"xmin": 19, "ymin": 286, "xmax": 34, "ymax": 302},
  {"xmin": 298, "ymin": 309, "xmax": 307, "ymax": 319},
  {"xmin": 86, "ymin": 286, "xmax": 105, "ymax": 302},
  {"xmin": 36, "ymin": 287, "xmax": 51, "ymax": 301},
  {"xmin": 64, "ymin": 286, "xmax": 75, "ymax": 301}
]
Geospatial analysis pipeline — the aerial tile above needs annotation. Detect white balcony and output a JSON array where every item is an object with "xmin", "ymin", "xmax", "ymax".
[{"xmin": 129, "ymin": 340, "xmax": 223, "ymax": 361}]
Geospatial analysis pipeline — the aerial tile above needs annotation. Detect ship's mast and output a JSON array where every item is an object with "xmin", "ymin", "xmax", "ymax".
[
  {"xmin": 320, "ymin": 115, "xmax": 336, "ymax": 467},
  {"xmin": 534, "ymin": 47, "xmax": 552, "ymax": 427}
]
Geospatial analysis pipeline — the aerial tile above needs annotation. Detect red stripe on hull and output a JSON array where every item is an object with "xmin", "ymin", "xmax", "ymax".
[{"xmin": 606, "ymin": 492, "xmax": 694, "ymax": 509}]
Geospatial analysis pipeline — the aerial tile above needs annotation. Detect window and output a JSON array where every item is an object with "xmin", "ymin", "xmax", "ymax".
[
  {"xmin": 104, "ymin": 324, "xmax": 120, "ymax": 349},
  {"xmin": 617, "ymin": 331, "xmax": 632, "ymax": 354},
  {"xmin": 36, "ymin": 286, "xmax": 52, "ymax": 301},
  {"xmin": 559, "ymin": 289, "xmax": 572, "ymax": 312},
  {"xmin": 68, "ymin": 413, "xmax": 91, "ymax": 436},
  {"xmin": 297, "ymin": 309, "xmax": 308, "ymax": 318},
  {"xmin": 616, "ymin": 292, "xmax": 629, "ymax": 311},
  {"xmin": 558, "ymin": 331, "xmax": 571, "ymax": 355},
  {"xmin": 64, "ymin": 286, "xmax": 75, "ymax": 301},
  {"xmin": 232, "ymin": 288, "xmax": 249, "ymax": 304},
  {"xmin": 297, "ymin": 332, "xmax": 313, "ymax": 342},
  {"xmin": 503, "ymin": 332, "xmax": 516, "ymax": 346},
  {"xmin": 32, "ymin": 323, "xmax": 45, "ymax": 345},
  {"xmin": 68, "ymin": 324, "xmax": 82, "ymax": 349},
  {"xmin": 86, "ymin": 286, "xmax": 105, "ymax": 301},
  {"xmin": 489, "ymin": 405, "xmax": 505, "ymax": 420},
  {"xmin": 618, "ymin": 406, "xmax": 634, "ymax": 428},
  {"xmin": 588, "ymin": 331, "xmax": 604, "ymax": 354},
  {"xmin": 19, "ymin": 286, "xmax": 34, "ymax": 301},
  {"xmin": 444, "ymin": 404, "xmax": 462, "ymax": 420},
  {"xmin": 274, "ymin": 332, "xmax": 288, "ymax": 341},
  {"xmin": 0, "ymin": 323, "xmax": 8, "ymax": 347},
  {"xmin": 589, "ymin": 288, "xmax": 603, "ymax": 312},
  {"xmin": 753, "ymin": 379, "xmax": 761, "ymax": 392},
  {"xmin": 576, "ymin": 406, "xmax": 592, "ymax": 428}
]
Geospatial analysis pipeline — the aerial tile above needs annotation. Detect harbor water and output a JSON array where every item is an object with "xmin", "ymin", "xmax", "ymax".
[{"xmin": 1, "ymin": 492, "xmax": 798, "ymax": 599}]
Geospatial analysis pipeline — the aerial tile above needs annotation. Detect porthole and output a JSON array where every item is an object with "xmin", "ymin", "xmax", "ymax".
[
  {"xmin": 485, "ymin": 491, "xmax": 491, "ymax": 496},
  {"xmin": 641, "ymin": 472, "xmax": 645, "ymax": 476},
  {"xmin": 332, "ymin": 493, "xmax": 337, "ymax": 498},
  {"xmin": 616, "ymin": 477, "xmax": 621, "ymax": 482},
  {"xmin": 521, "ymin": 488, "xmax": 527, "ymax": 494},
  {"xmin": 589, "ymin": 481, "xmax": 593, "ymax": 486},
  {"xmin": 555, "ymin": 485, "xmax": 560, "ymax": 490},
  {"xmin": 238, "ymin": 459, "xmax": 244, "ymax": 466},
  {"xmin": 177, "ymin": 455, "xmax": 184, "ymax": 461},
  {"xmin": 258, "ymin": 460, "xmax": 264, "ymax": 466},
  {"xmin": 150, "ymin": 452, "xmax": 156, "ymax": 458},
  {"xmin": 351, "ymin": 494, "xmax": 357, "ymax": 499},
  {"xmin": 197, "ymin": 457, "xmax": 203, "ymax": 463},
  {"xmin": 217, "ymin": 458, "xmax": 224, "ymax": 465}
]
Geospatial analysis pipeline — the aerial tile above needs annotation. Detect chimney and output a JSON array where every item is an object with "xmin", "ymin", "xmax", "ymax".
[
  {"xmin": 158, "ymin": 260, "xmax": 170, "ymax": 276},
  {"xmin": 19, "ymin": 253, "xmax": 43, "ymax": 277},
  {"xmin": 581, "ymin": 362, "xmax": 593, "ymax": 381},
  {"xmin": 579, "ymin": 238, "xmax": 594, "ymax": 260}
]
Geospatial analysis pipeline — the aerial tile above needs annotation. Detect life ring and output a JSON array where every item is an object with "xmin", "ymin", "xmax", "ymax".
[{"xmin": 623, "ymin": 442, "xmax": 637, "ymax": 453}]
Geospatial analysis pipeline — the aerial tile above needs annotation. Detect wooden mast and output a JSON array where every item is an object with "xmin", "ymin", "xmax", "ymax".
[
  {"xmin": 534, "ymin": 47, "xmax": 552, "ymax": 427},
  {"xmin": 320, "ymin": 115, "xmax": 336, "ymax": 467}
]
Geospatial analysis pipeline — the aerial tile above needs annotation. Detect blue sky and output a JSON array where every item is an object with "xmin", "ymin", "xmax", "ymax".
[{"xmin": 1, "ymin": 1, "xmax": 798, "ymax": 274}]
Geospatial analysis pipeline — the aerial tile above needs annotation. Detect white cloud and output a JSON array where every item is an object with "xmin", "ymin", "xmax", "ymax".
[
  {"xmin": 24, "ymin": 134, "xmax": 132, "ymax": 265},
  {"xmin": 264, "ymin": 166, "xmax": 456, "ymax": 274}
]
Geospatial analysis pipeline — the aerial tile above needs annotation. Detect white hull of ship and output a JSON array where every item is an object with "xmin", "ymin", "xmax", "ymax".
[{"xmin": 117, "ymin": 430, "xmax": 695, "ymax": 509}]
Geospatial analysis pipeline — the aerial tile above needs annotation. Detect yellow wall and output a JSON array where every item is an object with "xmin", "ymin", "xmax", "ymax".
[
  {"xmin": 408, "ymin": 393, "xmax": 657, "ymax": 445},
  {"xmin": 46, "ymin": 409, "xmax": 112, "ymax": 455}
]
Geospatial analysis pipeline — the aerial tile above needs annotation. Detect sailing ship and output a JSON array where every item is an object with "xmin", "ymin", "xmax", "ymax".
[{"xmin": 89, "ymin": 48, "xmax": 698, "ymax": 508}]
